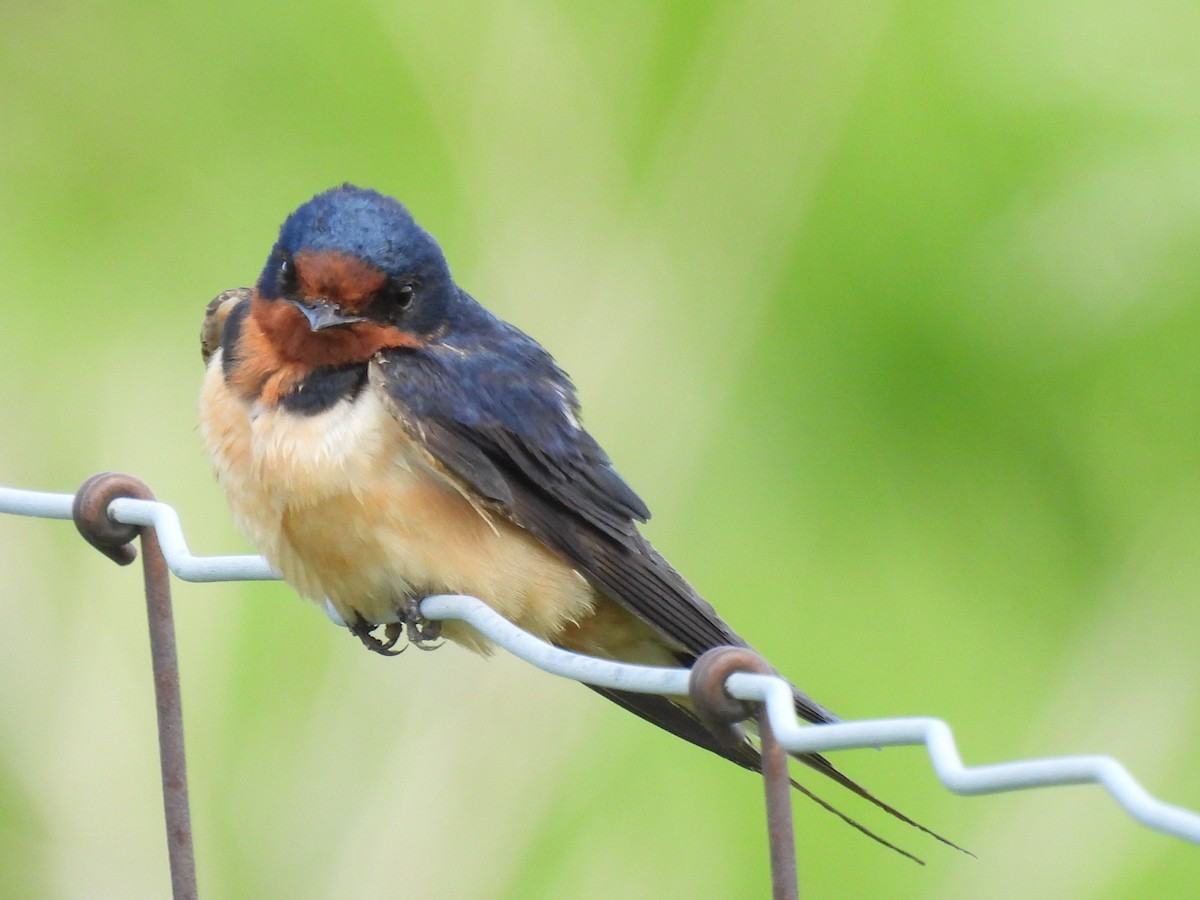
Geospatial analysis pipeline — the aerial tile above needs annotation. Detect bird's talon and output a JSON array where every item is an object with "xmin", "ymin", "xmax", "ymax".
[
  {"xmin": 413, "ymin": 631, "xmax": 444, "ymax": 651},
  {"xmin": 405, "ymin": 598, "xmax": 443, "ymax": 650},
  {"xmin": 349, "ymin": 615, "xmax": 406, "ymax": 656},
  {"xmin": 383, "ymin": 622, "xmax": 404, "ymax": 650}
]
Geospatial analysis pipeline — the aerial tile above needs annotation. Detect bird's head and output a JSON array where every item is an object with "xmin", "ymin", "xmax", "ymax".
[{"xmin": 251, "ymin": 185, "xmax": 455, "ymax": 365}]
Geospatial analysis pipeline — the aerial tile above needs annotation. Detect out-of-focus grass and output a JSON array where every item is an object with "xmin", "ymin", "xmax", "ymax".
[{"xmin": 2, "ymin": 2, "xmax": 1199, "ymax": 897}]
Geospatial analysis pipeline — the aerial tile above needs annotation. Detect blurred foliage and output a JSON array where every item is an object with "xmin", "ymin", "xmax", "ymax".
[{"xmin": 2, "ymin": 1, "xmax": 1200, "ymax": 897}]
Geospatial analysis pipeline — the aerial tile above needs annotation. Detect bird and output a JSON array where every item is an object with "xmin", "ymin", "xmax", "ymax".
[{"xmin": 199, "ymin": 184, "xmax": 961, "ymax": 863}]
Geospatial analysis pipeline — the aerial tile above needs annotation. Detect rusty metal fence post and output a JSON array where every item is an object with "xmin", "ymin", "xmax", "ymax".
[
  {"xmin": 691, "ymin": 646, "xmax": 798, "ymax": 900},
  {"xmin": 72, "ymin": 473, "xmax": 197, "ymax": 900}
]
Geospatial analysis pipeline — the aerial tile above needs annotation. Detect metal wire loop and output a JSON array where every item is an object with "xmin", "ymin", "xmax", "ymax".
[
  {"xmin": 689, "ymin": 646, "xmax": 770, "ymax": 749},
  {"xmin": 72, "ymin": 472, "xmax": 152, "ymax": 565}
]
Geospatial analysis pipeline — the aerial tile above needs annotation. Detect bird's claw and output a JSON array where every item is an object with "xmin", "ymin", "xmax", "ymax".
[
  {"xmin": 346, "ymin": 601, "xmax": 442, "ymax": 655},
  {"xmin": 404, "ymin": 598, "xmax": 443, "ymax": 650},
  {"xmin": 348, "ymin": 616, "xmax": 406, "ymax": 656}
]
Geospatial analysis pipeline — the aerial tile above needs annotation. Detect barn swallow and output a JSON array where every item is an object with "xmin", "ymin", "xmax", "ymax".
[{"xmin": 199, "ymin": 185, "xmax": 961, "ymax": 862}]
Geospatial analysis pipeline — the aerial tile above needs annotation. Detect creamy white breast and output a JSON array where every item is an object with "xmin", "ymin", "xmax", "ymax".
[{"xmin": 199, "ymin": 350, "xmax": 599, "ymax": 652}]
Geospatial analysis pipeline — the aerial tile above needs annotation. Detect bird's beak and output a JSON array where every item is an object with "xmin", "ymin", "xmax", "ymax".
[{"xmin": 286, "ymin": 297, "xmax": 369, "ymax": 331}]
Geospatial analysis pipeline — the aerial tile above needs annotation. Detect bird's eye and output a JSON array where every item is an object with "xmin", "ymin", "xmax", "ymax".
[
  {"xmin": 277, "ymin": 255, "xmax": 296, "ymax": 293},
  {"xmin": 395, "ymin": 283, "xmax": 415, "ymax": 310}
]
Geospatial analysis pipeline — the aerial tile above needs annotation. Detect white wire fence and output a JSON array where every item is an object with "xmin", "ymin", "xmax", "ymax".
[{"xmin": 3, "ymin": 481, "xmax": 1200, "ymax": 851}]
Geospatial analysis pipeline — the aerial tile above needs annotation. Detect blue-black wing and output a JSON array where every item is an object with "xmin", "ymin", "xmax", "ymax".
[{"xmin": 370, "ymin": 314, "xmax": 757, "ymax": 665}]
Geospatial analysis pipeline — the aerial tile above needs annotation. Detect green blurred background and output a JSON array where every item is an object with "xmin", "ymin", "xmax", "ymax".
[{"xmin": 2, "ymin": 2, "xmax": 1199, "ymax": 897}]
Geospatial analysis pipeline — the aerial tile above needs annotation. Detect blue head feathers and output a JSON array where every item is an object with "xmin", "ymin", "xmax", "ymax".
[{"xmin": 262, "ymin": 185, "xmax": 452, "ymax": 293}]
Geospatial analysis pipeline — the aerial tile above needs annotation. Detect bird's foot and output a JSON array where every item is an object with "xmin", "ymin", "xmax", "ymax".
[
  {"xmin": 348, "ymin": 616, "xmax": 406, "ymax": 656},
  {"xmin": 403, "ymin": 598, "xmax": 443, "ymax": 651}
]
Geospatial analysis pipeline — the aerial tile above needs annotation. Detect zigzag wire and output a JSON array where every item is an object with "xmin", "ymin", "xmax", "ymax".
[{"xmin": 3, "ymin": 484, "xmax": 1199, "ymax": 845}]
